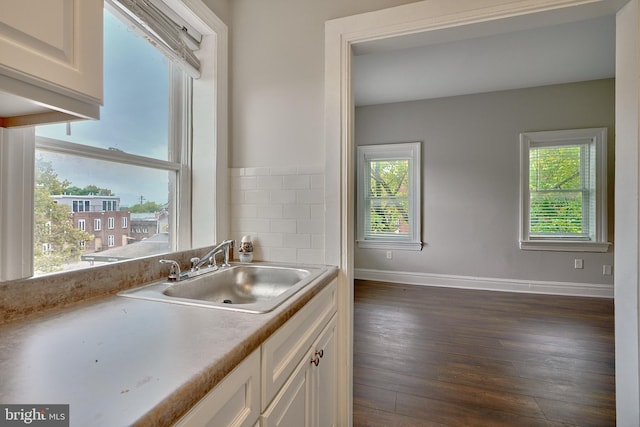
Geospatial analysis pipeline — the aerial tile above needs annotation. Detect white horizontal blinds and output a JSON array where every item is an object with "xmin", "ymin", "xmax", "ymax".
[
  {"xmin": 528, "ymin": 141, "xmax": 592, "ymax": 238},
  {"xmin": 365, "ymin": 158, "xmax": 411, "ymax": 239},
  {"xmin": 107, "ymin": 0, "xmax": 202, "ymax": 78}
]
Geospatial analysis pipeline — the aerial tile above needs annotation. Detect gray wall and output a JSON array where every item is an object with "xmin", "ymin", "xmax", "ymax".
[{"xmin": 355, "ymin": 79, "xmax": 615, "ymax": 285}]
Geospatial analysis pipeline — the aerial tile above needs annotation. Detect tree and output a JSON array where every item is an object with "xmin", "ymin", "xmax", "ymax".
[
  {"xmin": 368, "ymin": 159, "xmax": 409, "ymax": 234},
  {"xmin": 129, "ymin": 201, "xmax": 162, "ymax": 213},
  {"xmin": 529, "ymin": 145, "xmax": 583, "ymax": 235},
  {"xmin": 65, "ymin": 185, "xmax": 114, "ymax": 196},
  {"xmin": 34, "ymin": 158, "xmax": 94, "ymax": 274}
]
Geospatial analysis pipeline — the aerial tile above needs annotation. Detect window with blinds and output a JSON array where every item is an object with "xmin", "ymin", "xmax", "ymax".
[
  {"xmin": 357, "ymin": 142, "xmax": 422, "ymax": 251},
  {"xmin": 519, "ymin": 128, "xmax": 609, "ymax": 252},
  {"xmin": 528, "ymin": 142, "xmax": 593, "ymax": 238}
]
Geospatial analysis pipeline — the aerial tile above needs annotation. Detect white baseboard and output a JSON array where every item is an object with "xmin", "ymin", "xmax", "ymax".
[{"xmin": 354, "ymin": 268, "xmax": 614, "ymax": 298}]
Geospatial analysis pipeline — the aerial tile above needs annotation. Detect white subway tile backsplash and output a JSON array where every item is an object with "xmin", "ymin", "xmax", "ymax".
[
  {"xmin": 283, "ymin": 233, "xmax": 311, "ymax": 249},
  {"xmin": 284, "ymin": 204, "xmax": 310, "ymax": 219},
  {"xmin": 255, "ymin": 232, "xmax": 284, "ymax": 248},
  {"xmin": 270, "ymin": 190, "xmax": 297, "ymax": 204},
  {"xmin": 234, "ymin": 176, "xmax": 257, "ymax": 191},
  {"xmin": 257, "ymin": 175, "xmax": 284, "ymax": 190},
  {"xmin": 310, "ymin": 204, "xmax": 324, "ymax": 219},
  {"xmin": 268, "ymin": 247, "xmax": 298, "ymax": 262},
  {"xmin": 235, "ymin": 204, "xmax": 258, "ymax": 218},
  {"xmin": 233, "ymin": 218, "xmax": 271, "ymax": 233},
  {"xmin": 245, "ymin": 190, "xmax": 270, "ymax": 204},
  {"xmin": 230, "ymin": 167, "xmax": 325, "ymax": 264},
  {"xmin": 311, "ymin": 234, "xmax": 325, "ymax": 250},
  {"xmin": 283, "ymin": 175, "xmax": 310, "ymax": 190},
  {"xmin": 297, "ymin": 189, "xmax": 324, "ymax": 204},
  {"xmin": 270, "ymin": 219, "xmax": 297, "ymax": 234},
  {"xmin": 269, "ymin": 166, "xmax": 299, "ymax": 176},
  {"xmin": 297, "ymin": 249, "xmax": 324, "ymax": 265},
  {"xmin": 244, "ymin": 167, "xmax": 271, "ymax": 176},
  {"xmin": 311, "ymin": 174, "xmax": 324, "ymax": 189},
  {"xmin": 298, "ymin": 219, "xmax": 324, "ymax": 235},
  {"xmin": 258, "ymin": 204, "xmax": 284, "ymax": 219}
]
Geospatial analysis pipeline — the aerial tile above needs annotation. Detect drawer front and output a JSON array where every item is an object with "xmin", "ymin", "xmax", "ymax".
[{"xmin": 261, "ymin": 279, "xmax": 337, "ymax": 410}]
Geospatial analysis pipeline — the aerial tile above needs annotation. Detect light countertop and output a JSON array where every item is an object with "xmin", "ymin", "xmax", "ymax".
[{"xmin": 0, "ymin": 265, "xmax": 337, "ymax": 426}]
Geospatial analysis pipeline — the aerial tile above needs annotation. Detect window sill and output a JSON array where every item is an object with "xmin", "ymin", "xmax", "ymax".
[
  {"xmin": 357, "ymin": 240, "xmax": 423, "ymax": 251},
  {"xmin": 519, "ymin": 240, "xmax": 611, "ymax": 253}
]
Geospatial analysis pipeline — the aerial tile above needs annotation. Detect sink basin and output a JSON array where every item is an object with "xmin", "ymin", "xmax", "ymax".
[{"xmin": 119, "ymin": 263, "xmax": 327, "ymax": 313}]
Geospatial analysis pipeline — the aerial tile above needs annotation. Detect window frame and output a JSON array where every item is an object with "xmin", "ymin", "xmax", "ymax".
[
  {"xmin": 0, "ymin": 0, "xmax": 228, "ymax": 282},
  {"xmin": 356, "ymin": 142, "xmax": 422, "ymax": 251},
  {"xmin": 519, "ymin": 128, "xmax": 609, "ymax": 252}
]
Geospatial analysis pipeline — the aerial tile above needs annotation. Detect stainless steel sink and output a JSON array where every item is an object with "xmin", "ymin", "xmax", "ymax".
[{"xmin": 119, "ymin": 263, "xmax": 327, "ymax": 313}]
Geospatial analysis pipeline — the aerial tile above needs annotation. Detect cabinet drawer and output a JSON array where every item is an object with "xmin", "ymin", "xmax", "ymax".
[
  {"xmin": 261, "ymin": 279, "xmax": 337, "ymax": 410},
  {"xmin": 175, "ymin": 348, "xmax": 261, "ymax": 427}
]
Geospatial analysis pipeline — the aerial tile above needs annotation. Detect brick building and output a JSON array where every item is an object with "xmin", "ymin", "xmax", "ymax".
[{"xmin": 52, "ymin": 195, "xmax": 130, "ymax": 253}]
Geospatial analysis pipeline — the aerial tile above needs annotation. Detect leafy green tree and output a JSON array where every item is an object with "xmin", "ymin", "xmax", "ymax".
[
  {"xmin": 34, "ymin": 158, "xmax": 93, "ymax": 274},
  {"xmin": 368, "ymin": 159, "xmax": 409, "ymax": 234},
  {"xmin": 129, "ymin": 201, "xmax": 162, "ymax": 213},
  {"xmin": 529, "ymin": 145, "xmax": 583, "ymax": 235},
  {"xmin": 65, "ymin": 185, "xmax": 114, "ymax": 196}
]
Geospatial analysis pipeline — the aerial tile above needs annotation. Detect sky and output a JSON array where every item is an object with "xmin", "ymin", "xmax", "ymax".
[{"xmin": 36, "ymin": 11, "xmax": 172, "ymax": 207}]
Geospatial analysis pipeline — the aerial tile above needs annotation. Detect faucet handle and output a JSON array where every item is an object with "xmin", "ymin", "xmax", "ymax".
[{"xmin": 159, "ymin": 259, "xmax": 181, "ymax": 281}]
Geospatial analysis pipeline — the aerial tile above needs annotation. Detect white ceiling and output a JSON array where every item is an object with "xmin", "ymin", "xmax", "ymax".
[{"xmin": 352, "ymin": 15, "xmax": 615, "ymax": 106}]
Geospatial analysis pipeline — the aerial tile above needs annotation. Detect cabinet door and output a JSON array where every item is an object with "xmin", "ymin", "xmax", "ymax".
[
  {"xmin": 0, "ymin": 0, "xmax": 103, "ymax": 125},
  {"xmin": 312, "ymin": 315, "xmax": 337, "ymax": 427},
  {"xmin": 175, "ymin": 349, "xmax": 261, "ymax": 427},
  {"xmin": 0, "ymin": 0, "xmax": 103, "ymax": 100},
  {"xmin": 262, "ymin": 280, "xmax": 336, "ymax": 410},
  {"xmin": 262, "ymin": 348, "xmax": 313, "ymax": 427}
]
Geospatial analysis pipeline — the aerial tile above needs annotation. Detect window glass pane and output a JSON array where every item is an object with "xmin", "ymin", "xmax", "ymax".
[
  {"xmin": 529, "ymin": 144, "xmax": 585, "ymax": 236},
  {"xmin": 35, "ymin": 10, "xmax": 171, "ymax": 160},
  {"xmin": 34, "ymin": 151, "xmax": 172, "ymax": 275},
  {"xmin": 366, "ymin": 159, "xmax": 410, "ymax": 236}
]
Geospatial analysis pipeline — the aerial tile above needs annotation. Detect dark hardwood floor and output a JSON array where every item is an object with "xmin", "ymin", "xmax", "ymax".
[{"xmin": 353, "ymin": 280, "xmax": 615, "ymax": 427}]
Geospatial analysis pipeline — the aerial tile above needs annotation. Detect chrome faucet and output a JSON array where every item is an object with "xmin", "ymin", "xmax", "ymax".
[
  {"xmin": 192, "ymin": 239, "xmax": 234, "ymax": 271},
  {"xmin": 159, "ymin": 259, "xmax": 181, "ymax": 281},
  {"xmin": 159, "ymin": 239, "xmax": 234, "ymax": 281}
]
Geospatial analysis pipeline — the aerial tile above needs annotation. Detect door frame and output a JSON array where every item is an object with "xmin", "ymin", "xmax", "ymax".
[{"xmin": 324, "ymin": 0, "xmax": 635, "ymax": 424}]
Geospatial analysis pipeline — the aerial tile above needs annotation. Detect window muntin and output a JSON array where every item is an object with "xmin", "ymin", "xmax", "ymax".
[
  {"xmin": 520, "ymin": 128, "xmax": 609, "ymax": 252},
  {"xmin": 357, "ymin": 142, "xmax": 422, "ymax": 250}
]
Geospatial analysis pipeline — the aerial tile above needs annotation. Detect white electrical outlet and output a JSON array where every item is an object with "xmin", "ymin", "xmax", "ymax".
[
  {"xmin": 603, "ymin": 265, "xmax": 612, "ymax": 276},
  {"xmin": 386, "ymin": 251, "xmax": 393, "ymax": 259},
  {"xmin": 574, "ymin": 259, "xmax": 583, "ymax": 269}
]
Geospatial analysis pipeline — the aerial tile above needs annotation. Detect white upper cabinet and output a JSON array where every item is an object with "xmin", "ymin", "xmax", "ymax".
[{"xmin": 0, "ymin": 0, "xmax": 103, "ymax": 127}]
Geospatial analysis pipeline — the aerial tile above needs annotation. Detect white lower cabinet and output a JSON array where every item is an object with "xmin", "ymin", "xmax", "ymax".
[
  {"xmin": 175, "ymin": 279, "xmax": 337, "ymax": 427},
  {"xmin": 262, "ymin": 316, "xmax": 337, "ymax": 427},
  {"xmin": 175, "ymin": 349, "xmax": 261, "ymax": 427}
]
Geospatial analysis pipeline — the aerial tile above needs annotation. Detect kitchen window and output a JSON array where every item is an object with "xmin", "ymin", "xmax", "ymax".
[
  {"xmin": 0, "ymin": 0, "xmax": 227, "ymax": 281},
  {"xmin": 356, "ymin": 142, "xmax": 422, "ymax": 250},
  {"xmin": 519, "ymin": 128, "xmax": 609, "ymax": 252}
]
